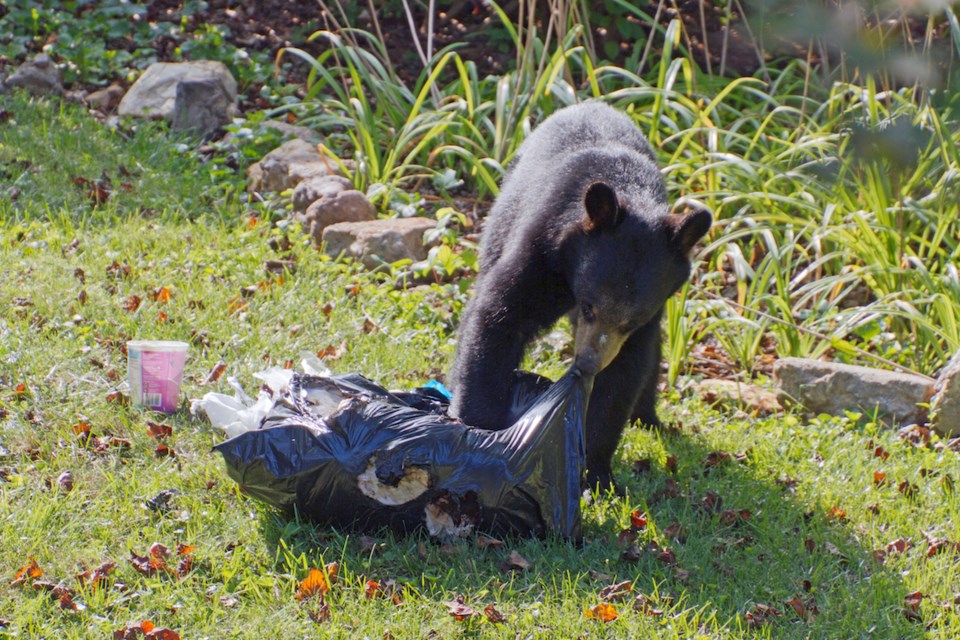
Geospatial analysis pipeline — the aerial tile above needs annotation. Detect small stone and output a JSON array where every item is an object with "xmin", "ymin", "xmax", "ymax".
[
  {"xmin": 931, "ymin": 351, "xmax": 960, "ymax": 436},
  {"xmin": 322, "ymin": 217, "xmax": 437, "ymax": 270},
  {"xmin": 6, "ymin": 54, "xmax": 63, "ymax": 96},
  {"xmin": 84, "ymin": 83, "xmax": 125, "ymax": 112},
  {"xmin": 696, "ymin": 379, "xmax": 782, "ymax": 415},
  {"xmin": 300, "ymin": 189, "xmax": 377, "ymax": 244},
  {"xmin": 292, "ymin": 175, "xmax": 353, "ymax": 213},
  {"xmin": 247, "ymin": 138, "xmax": 340, "ymax": 193},
  {"xmin": 774, "ymin": 357, "xmax": 933, "ymax": 426}
]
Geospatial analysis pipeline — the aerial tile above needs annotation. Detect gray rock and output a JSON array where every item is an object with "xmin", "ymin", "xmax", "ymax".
[
  {"xmin": 322, "ymin": 217, "xmax": 437, "ymax": 270},
  {"xmin": 292, "ymin": 175, "xmax": 353, "ymax": 213},
  {"xmin": 84, "ymin": 82, "xmax": 125, "ymax": 112},
  {"xmin": 170, "ymin": 77, "xmax": 235, "ymax": 135},
  {"xmin": 119, "ymin": 61, "xmax": 238, "ymax": 124},
  {"xmin": 6, "ymin": 54, "xmax": 63, "ymax": 96},
  {"xmin": 299, "ymin": 189, "xmax": 377, "ymax": 244},
  {"xmin": 247, "ymin": 138, "xmax": 340, "ymax": 193},
  {"xmin": 931, "ymin": 351, "xmax": 960, "ymax": 436},
  {"xmin": 774, "ymin": 357, "xmax": 933, "ymax": 426},
  {"xmin": 697, "ymin": 379, "xmax": 782, "ymax": 416}
]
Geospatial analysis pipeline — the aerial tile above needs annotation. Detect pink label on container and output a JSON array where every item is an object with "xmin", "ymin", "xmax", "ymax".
[{"xmin": 137, "ymin": 349, "xmax": 187, "ymax": 412}]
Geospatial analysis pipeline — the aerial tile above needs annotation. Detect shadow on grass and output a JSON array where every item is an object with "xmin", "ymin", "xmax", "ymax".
[{"xmin": 250, "ymin": 418, "xmax": 923, "ymax": 638}]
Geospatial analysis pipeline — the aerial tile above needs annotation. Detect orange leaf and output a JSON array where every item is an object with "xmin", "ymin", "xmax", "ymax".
[
  {"xmin": 146, "ymin": 422, "xmax": 173, "ymax": 440},
  {"xmin": 176, "ymin": 543, "xmax": 195, "ymax": 556},
  {"xmin": 202, "ymin": 362, "xmax": 227, "ymax": 385},
  {"xmin": 149, "ymin": 287, "xmax": 172, "ymax": 304},
  {"xmin": 826, "ymin": 506, "xmax": 847, "ymax": 521},
  {"xmin": 585, "ymin": 603, "xmax": 618, "ymax": 622},
  {"xmin": 873, "ymin": 471, "xmax": 887, "ymax": 486},
  {"xmin": 296, "ymin": 568, "xmax": 330, "ymax": 601},
  {"xmin": 630, "ymin": 511, "xmax": 648, "ymax": 529},
  {"xmin": 122, "ymin": 295, "xmax": 142, "ymax": 312},
  {"xmin": 11, "ymin": 557, "xmax": 43, "ymax": 586},
  {"xmin": 364, "ymin": 580, "xmax": 381, "ymax": 598}
]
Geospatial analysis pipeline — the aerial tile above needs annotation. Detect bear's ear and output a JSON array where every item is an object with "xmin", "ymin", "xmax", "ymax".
[
  {"xmin": 665, "ymin": 209, "xmax": 712, "ymax": 254},
  {"xmin": 582, "ymin": 182, "xmax": 623, "ymax": 232}
]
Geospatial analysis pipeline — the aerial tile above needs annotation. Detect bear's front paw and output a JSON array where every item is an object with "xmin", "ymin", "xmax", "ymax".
[{"xmin": 584, "ymin": 467, "xmax": 624, "ymax": 497}]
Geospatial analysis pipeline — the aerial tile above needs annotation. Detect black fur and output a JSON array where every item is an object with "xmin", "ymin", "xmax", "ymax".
[{"xmin": 449, "ymin": 102, "xmax": 711, "ymax": 489}]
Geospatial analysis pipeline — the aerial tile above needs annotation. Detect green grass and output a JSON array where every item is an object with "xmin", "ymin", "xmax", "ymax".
[{"xmin": 3, "ymin": 90, "xmax": 960, "ymax": 639}]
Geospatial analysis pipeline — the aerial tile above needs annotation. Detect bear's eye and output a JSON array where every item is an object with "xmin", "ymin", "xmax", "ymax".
[{"xmin": 581, "ymin": 303, "xmax": 596, "ymax": 323}]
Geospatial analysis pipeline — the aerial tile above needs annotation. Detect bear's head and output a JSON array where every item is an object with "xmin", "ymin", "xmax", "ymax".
[{"xmin": 570, "ymin": 181, "xmax": 712, "ymax": 376}]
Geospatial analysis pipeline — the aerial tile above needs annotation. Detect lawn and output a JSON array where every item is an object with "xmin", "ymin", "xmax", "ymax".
[
  {"xmin": 2, "ymin": 91, "xmax": 959, "ymax": 639},
  {"xmin": 3, "ymin": 0, "xmax": 960, "ymax": 636}
]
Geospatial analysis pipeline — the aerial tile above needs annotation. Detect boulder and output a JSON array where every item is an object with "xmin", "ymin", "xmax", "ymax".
[
  {"xmin": 170, "ymin": 77, "xmax": 236, "ymax": 135},
  {"xmin": 696, "ymin": 379, "xmax": 782, "ymax": 416},
  {"xmin": 118, "ymin": 61, "xmax": 238, "ymax": 132},
  {"xmin": 931, "ymin": 351, "xmax": 960, "ymax": 436},
  {"xmin": 5, "ymin": 54, "xmax": 63, "ymax": 96},
  {"xmin": 247, "ymin": 138, "xmax": 341, "ymax": 193},
  {"xmin": 774, "ymin": 357, "xmax": 933, "ymax": 426},
  {"xmin": 322, "ymin": 218, "xmax": 436, "ymax": 270}
]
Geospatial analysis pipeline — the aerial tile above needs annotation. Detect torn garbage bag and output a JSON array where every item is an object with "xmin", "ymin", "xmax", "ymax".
[{"xmin": 209, "ymin": 368, "xmax": 592, "ymax": 539}]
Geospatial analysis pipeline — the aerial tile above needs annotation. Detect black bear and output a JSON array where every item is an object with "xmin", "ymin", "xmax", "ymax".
[{"xmin": 449, "ymin": 102, "xmax": 711, "ymax": 489}]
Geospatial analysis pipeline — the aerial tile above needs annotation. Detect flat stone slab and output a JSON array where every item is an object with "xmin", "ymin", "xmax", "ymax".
[
  {"xmin": 774, "ymin": 357, "xmax": 933, "ymax": 426},
  {"xmin": 322, "ymin": 218, "xmax": 436, "ymax": 270}
]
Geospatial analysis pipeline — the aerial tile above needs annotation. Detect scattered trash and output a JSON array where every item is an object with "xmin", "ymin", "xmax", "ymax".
[{"xmin": 195, "ymin": 364, "xmax": 591, "ymax": 539}]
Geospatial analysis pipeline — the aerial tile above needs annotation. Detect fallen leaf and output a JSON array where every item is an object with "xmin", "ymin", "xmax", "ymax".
[
  {"xmin": 826, "ymin": 506, "xmax": 847, "ymax": 521},
  {"xmin": 321, "ymin": 302, "xmax": 334, "ymax": 317},
  {"xmin": 296, "ymin": 563, "xmax": 338, "ymax": 601},
  {"xmin": 362, "ymin": 317, "xmax": 379, "ymax": 334},
  {"xmin": 500, "ymin": 550, "xmax": 532, "ymax": 572},
  {"xmin": 599, "ymin": 580, "xmax": 633, "ymax": 602},
  {"xmin": 663, "ymin": 523, "xmax": 685, "ymax": 541},
  {"xmin": 364, "ymin": 580, "xmax": 381, "ymax": 598},
  {"xmin": 785, "ymin": 596, "xmax": 818, "ymax": 622},
  {"xmin": 146, "ymin": 422, "xmax": 173, "ymax": 440},
  {"xmin": 584, "ymin": 603, "xmax": 618, "ymax": 622},
  {"xmin": 484, "ymin": 603, "xmax": 507, "ymax": 624},
  {"xmin": 129, "ymin": 550, "xmax": 165, "ymax": 577},
  {"xmin": 306, "ymin": 602, "xmax": 330, "ymax": 624},
  {"xmin": 633, "ymin": 458, "xmax": 652, "ymax": 475},
  {"xmin": 149, "ymin": 287, "xmax": 172, "ymax": 304},
  {"xmin": 154, "ymin": 444, "xmax": 176, "ymax": 458},
  {"xmin": 58, "ymin": 470, "xmax": 75, "ymax": 492},
  {"xmin": 634, "ymin": 594, "xmax": 664, "ymax": 616},
  {"xmin": 664, "ymin": 455, "xmax": 678, "ymax": 474},
  {"xmin": 476, "ymin": 534, "xmax": 504, "ymax": 550},
  {"xmin": 106, "ymin": 390, "xmax": 129, "ymax": 406},
  {"xmin": 317, "ymin": 343, "xmax": 346, "ymax": 360},
  {"xmin": 745, "ymin": 603, "xmax": 781, "ymax": 628},
  {"xmin": 897, "ymin": 480, "xmax": 918, "ymax": 498},
  {"xmin": 122, "ymin": 295, "xmax": 142, "ymax": 313},
  {"xmin": 629, "ymin": 511, "xmax": 648, "ymax": 529},
  {"xmin": 902, "ymin": 590, "xmax": 925, "ymax": 622},
  {"xmin": 873, "ymin": 471, "xmax": 887, "ymax": 486},
  {"xmin": 11, "ymin": 557, "xmax": 42, "ymax": 586},
  {"xmin": 874, "ymin": 445, "xmax": 890, "ymax": 461},
  {"xmin": 445, "ymin": 594, "xmax": 477, "ymax": 620},
  {"xmin": 202, "ymin": 362, "xmax": 227, "ymax": 385}
]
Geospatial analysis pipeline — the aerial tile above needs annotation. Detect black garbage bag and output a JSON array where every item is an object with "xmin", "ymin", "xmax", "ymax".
[{"xmin": 213, "ymin": 368, "xmax": 592, "ymax": 539}]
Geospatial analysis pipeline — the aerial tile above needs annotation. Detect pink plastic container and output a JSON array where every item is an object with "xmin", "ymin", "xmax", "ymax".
[{"xmin": 127, "ymin": 340, "xmax": 189, "ymax": 413}]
